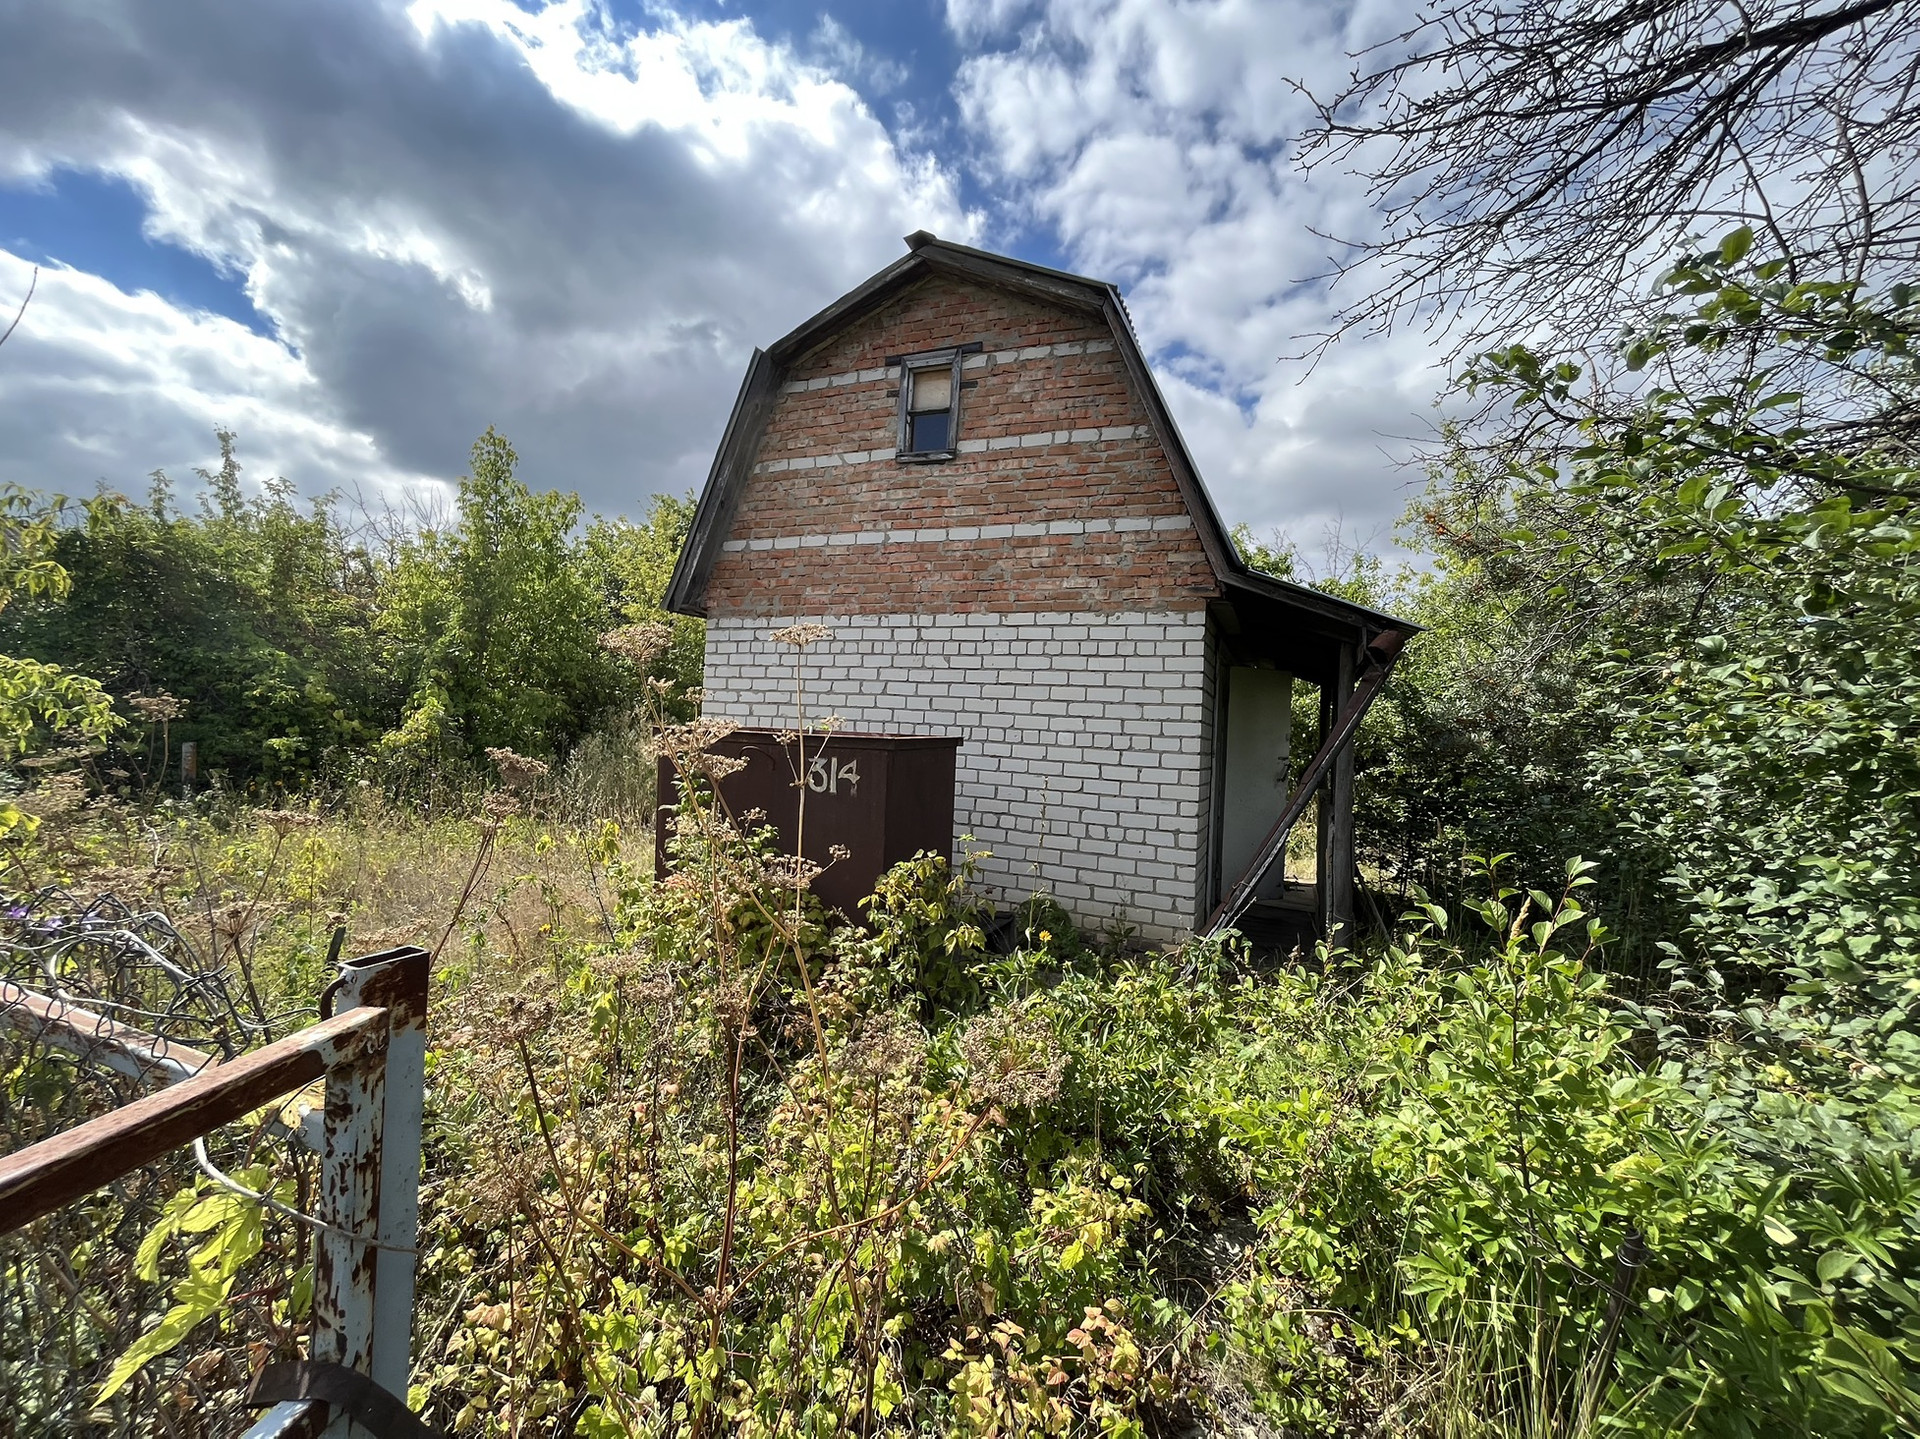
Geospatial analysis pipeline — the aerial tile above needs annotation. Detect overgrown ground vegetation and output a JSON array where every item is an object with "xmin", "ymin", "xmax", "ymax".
[{"xmin": 2, "ymin": 237, "xmax": 1918, "ymax": 1434}]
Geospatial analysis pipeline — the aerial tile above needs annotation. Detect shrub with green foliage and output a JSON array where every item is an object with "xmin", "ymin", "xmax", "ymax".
[
  {"xmin": 1208, "ymin": 860, "xmax": 1917, "ymax": 1437},
  {"xmin": 0, "ymin": 433, "xmax": 391, "ymax": 784},
  {"xmin": 376, "ymin": 429, "xmax": 622, "ymax": 781},
  {"xmin": 17, "ymin": 751, "xmax": 1917, "ymax": 1436},
  {"xmin": 0, "ymin": 427, "xmax": 701, "ymax": 798}
]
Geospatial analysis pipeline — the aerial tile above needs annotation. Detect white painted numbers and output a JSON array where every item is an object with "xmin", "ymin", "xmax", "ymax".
[{"xmin": 806, "ymin": 756, "xmax": 860, "ymax": 795}]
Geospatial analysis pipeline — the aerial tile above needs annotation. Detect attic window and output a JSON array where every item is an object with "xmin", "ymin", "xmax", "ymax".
[{"xmin": 897, "ymin": 348, "xmax": 963, "ymax": 459}]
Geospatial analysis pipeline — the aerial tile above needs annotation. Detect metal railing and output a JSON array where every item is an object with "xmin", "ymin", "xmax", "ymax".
[{"xmin": 1, "ymin": 945, "xmax": 430, "ymax": 1438}]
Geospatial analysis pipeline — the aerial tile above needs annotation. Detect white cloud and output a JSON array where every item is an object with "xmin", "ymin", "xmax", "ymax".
[
  {"xmin": 952, "ymin": 0, "xmax": 1446, "ymax": 555},
  {"xmin": 0, "ymin": 0, "xmax": 972, "ymax": 509},
  {"xmin": 0, "ymin": 250, "xmax": 438, "ymax": 501},
  {"xmin": 0, "ymin": 0, "xmax": 1452, "ymax": 554}
]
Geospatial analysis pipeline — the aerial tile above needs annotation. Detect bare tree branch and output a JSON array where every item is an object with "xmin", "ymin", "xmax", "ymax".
[
  {"xmin": 1296, "ymin": 0, "xmax": 1920, "ymax": 358},
  {"xmin": 0, "ymin": 267, "xmax": 36, "ymax": 353}
]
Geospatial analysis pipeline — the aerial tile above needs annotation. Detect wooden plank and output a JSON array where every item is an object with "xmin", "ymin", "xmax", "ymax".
[
  {"xmin": 1207, "ymin": 629, "xmax": 1406, "ymax": 937},
  {"xmin": 0, "ymin": 1007, "xmax": 386, "ymax": 1234},
  {"xmin": 1316, "ymin": 678, "xmax": 1336, "ymax": 920},
  {"xmin": 925, "ymin": 247, "xmax": 1107, "ymax": 312},
  {"xmin": 1324, "ymin": 640, "xmax": 1359, "ymax": 947}
]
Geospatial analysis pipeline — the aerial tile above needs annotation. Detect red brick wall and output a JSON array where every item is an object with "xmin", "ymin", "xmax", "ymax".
[
  {"xmin": 790, "ymin": 276, "xmax": 1103, "ymax": 376},
  {"xmin": 704, "ymin": 274, "xmax": 1219, "ymax": 616}
]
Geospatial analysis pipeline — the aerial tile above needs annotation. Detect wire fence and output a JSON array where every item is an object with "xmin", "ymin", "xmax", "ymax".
[{"xmin": 1, "ymin": 887, "xmax": 321, "ymax": 1438}]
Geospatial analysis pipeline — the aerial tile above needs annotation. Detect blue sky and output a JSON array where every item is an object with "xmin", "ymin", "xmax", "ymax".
[
  {"xmin": 0, "ymin": 0, "xmax": 1439, "ymax": 553},
  {"xmin": 0, "ymin": 171, "xmax": 269, "ymax": 335}
]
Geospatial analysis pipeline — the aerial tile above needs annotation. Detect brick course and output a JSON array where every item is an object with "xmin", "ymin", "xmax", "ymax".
[
  {"xmin": 707, "ymin": 530, "xmax": 1215, "ymax": 615},
  {"xmin": 707, "ymin": 273, "xmax": 1217, "ymax": 617},
  {"xmin": 702, "ymin": 612, "xmax": 1212, "ymax": 938},
  {"xmin": 790, "ymin": 278, "xmax": 1105, "ymax": 377}
]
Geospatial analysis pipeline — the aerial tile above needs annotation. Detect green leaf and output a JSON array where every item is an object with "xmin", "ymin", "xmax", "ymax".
[
  {"xmin": 97, "ymin": 1272, "xmax": 230, "ymax": 1401},
  {"xmin": 1817, "ymin": 1248, "xmax": 1858, "ymax": 1283}
]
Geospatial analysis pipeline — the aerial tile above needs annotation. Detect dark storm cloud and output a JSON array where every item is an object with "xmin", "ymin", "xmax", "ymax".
[
  {"xmin": 0, "ymin": 0, "xmax": 1446, "ymax": 551},
  {"xmin": 0, "ymin": 0, "xmax": 967, "ymax": 506}
]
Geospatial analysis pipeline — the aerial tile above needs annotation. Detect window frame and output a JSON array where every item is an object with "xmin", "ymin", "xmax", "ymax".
[{"xmin": 894, "ymin": 347, "xmax": 966, "ymax": 462}]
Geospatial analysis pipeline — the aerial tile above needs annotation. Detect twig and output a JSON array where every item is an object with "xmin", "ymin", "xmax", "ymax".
[
  {"xmin": 0, "ymin": 266, "xmax": 35, "ymax": 352},
  {"xmin": 432, "ymin": 825, "xmax": 496, "ymax": 960}
]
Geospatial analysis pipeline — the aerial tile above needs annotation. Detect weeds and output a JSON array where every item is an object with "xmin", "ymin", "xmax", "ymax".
[{"xmin": 5, "ymin": 650, "xmax": 1916, "ymax": 1437}]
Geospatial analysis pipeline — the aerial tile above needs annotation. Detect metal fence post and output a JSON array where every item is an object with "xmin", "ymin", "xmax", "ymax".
[
  {"xmin": 313, "ymin": 1020, "xmax": 386, "ymax": 1405},
  {"xmin": 2, "ymin": 932, "xmax": 434, "ymax": 1439},
  {"xmin": 322, "ymin": 946, "xmax": 431, "ymax": 1412}
]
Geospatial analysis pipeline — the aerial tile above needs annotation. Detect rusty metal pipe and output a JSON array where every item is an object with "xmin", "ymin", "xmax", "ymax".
[
  {"xmin": 0, "ymin": 978, "xmax": 215, "ymax": 1086},
  {"xmin": 0, "ymin": 1005, "xmax": 386, "ymax": 1234}
]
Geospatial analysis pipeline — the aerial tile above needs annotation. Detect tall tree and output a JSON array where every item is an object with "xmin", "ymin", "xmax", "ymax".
[
  {"xmin": 1301, "ymin": 0, "xmax": 1920, "ymax": 412},
  {"xmin": 581, "ymin": 492, "xmax": 703, "ymax": 709},
  {"xmin": 377, "ymin": 429, "xmax": 620, "ymax": 769}
]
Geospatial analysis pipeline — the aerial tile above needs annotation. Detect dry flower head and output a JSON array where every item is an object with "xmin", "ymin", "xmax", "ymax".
[
  {"xmin": 699, "ymin": 752, "xmax": 749, "ymax": 782},
  {"xmin": 763, "ymin": 853, "xmax": 822, "ymax": 891},
  {"xmin": 211, "ymin": 901, "xmax": 269, "ymax": 946},
  {"xmin": 768, "ymin": 622, "xmax": 831, "ymax": 649},
  {"xmin": 959, "ymin": 1005, "xmax": 1066, "ymax": 1110},
  {"xmin": 601, "ymin": 623, "xmax": 674, "ymax": 668},
  {"xmin": 19, "ymin": 772, "xmax": 87, "ymax": 818},
  {"xmin": 658, "ymin": 717, "xmax": 738, "ymax": 764},
  {"xmin": 485, "ymin": 747, "xmax": 550, "ymax": 791},
  {"xmin": 501, "ymin": 993, "xmax": 557, "ymax": 1043},
  {"xmin": 125, "ymin": 691, "xmax": 188, "ymax": 723},
  {"xmin": 18, "ymin": 743, "xmax": 100, "ymax": 771},
  {"xmin": 846, "ymin": 1009, "xmax": 927, "ymax": 1086}
]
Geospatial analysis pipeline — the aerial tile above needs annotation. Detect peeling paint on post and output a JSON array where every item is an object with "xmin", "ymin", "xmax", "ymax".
[
  {"xmin": 327, "ymin": 947, "xmax": 431, "ymax": 1403},
  {"xmin": 308, "ymin": 945, "xmax": 430, "ymax": 1437},
  {"xmin": 0, "ymin": 945, "xmax": 433, "ymax": 1438},
  {"xmin": 313, "ymin": 1022, "xmax": 385, "ymax": 1425}
]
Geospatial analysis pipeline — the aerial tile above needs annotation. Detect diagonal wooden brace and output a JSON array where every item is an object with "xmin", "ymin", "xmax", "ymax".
[{"xmin": 1205, "ymin": 628, "xmax": 1408, "ymax": 939}]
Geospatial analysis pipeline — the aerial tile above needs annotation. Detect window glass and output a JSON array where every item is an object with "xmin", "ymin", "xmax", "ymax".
[
  {"xmin": 908, "ymin": 408, "xmax": 950, "ymax": 452},
  {"xmin": 903, "ymin": 362, "xmax": 956, "ymax": 453}
]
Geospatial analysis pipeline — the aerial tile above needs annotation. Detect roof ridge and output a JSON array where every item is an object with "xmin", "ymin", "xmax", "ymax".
[{"xmin": 904, "ymin": 232, "xmax": 1116, "ymax": 293}]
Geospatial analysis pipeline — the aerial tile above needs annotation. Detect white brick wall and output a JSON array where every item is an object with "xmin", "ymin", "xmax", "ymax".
[{"xmin": 701, "ymin": 611, "xmax": 1211, "ymax": 939}]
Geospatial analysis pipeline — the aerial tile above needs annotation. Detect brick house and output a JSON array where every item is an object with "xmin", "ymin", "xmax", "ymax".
[{"xmin": 665, "ymin": 234, "xmax": 1413, "ymax": 943}]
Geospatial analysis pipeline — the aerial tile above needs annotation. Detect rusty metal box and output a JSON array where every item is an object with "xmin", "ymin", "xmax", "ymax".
[{"xmin": 654, "ymin": 729, "xmax": 960, "ymax": 916}]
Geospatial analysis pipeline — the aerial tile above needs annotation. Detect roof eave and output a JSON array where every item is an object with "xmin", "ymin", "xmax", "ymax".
[
  {"xmin": 664, "ymin": 347, "xmax": 779, "ymax": 618},
  {"xmin": 1220, "ymin": 566, "xmax": 1423, "ymax": 637}
]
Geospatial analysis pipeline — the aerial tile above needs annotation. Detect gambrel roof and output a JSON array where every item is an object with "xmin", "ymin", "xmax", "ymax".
[{"xmin": 665, "ymin": 233, "xmax": 1415, "ymax": 678}]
